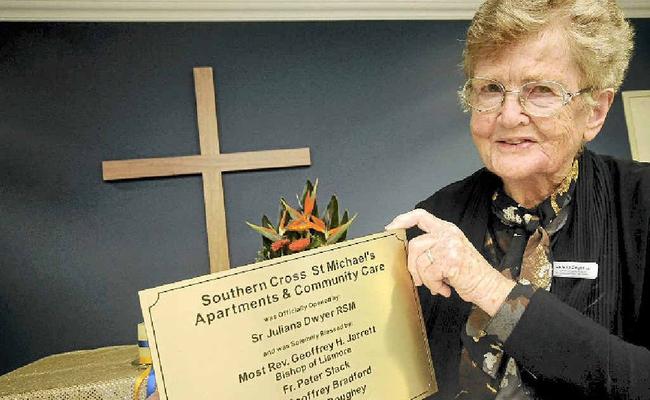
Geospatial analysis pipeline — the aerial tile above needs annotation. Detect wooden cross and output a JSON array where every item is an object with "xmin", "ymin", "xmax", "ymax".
[{"xmin": 102, "ymin": 67, "xmax": 311, "ymax": 274}]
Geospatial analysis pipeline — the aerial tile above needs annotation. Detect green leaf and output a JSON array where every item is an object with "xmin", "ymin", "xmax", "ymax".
[
  {"xmin": 260, "ymin": 215, "xmax": 275, "ymax": 245},
  {"xmin": 340, "ymin": 210, "xmax": 349, "ymax": 241},
  {"xmin": 341, "ymin": 210, "xmax": 349, "ymax": 224},
  {"xmin": 325, "ymin": 214, "xmax": 356, "ymax": 245},
  {"xmin": 246, "ymin": 221, "xmax": 283, "ymax": 242},
  {"xmin": 281, "ymin": 198, "xmax": 303, "ymax": 221},
  {"xmin": 311, "ymin": 178, "xmax": 319, "ymax": 202},
  {"xmin": 309, "ymin": 234, "xmax": 325, "ymax": 249},
  {"xmin": 326, "ymin": 195, "xmax": 339, "ymax": 228},
  {"xmin": 262, "ymin": 215, "xmax": 274, "ymax": 230}
]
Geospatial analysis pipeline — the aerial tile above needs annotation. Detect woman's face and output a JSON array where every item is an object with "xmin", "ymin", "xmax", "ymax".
[{"xmin": 470, "ymin": 29, "xmax": 596, "ymax": 185}]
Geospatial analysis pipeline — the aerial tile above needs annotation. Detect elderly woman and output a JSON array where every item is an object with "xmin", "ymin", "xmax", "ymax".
[{"xmin": 386, "ymin": 0, "xmax": 649, "ymax": 399}]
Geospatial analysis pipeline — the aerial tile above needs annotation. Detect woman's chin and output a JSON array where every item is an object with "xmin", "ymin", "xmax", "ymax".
[{"xmin": 489, "ymin": 156, "xmax": 549, "ymax": 182}]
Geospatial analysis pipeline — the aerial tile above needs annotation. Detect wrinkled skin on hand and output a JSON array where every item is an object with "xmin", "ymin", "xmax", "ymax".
[{"xmin": 386, "ymin": 209, "xmax": 515, "ymax": 316}]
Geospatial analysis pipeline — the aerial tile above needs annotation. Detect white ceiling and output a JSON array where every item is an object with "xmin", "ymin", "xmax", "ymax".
[{"xmin": 1, "ymin": 0, "xmax": 648, "ymax": 21}]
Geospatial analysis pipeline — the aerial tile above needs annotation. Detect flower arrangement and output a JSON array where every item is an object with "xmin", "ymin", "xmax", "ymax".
[{"xmin": 246, "ymin": 179, "xmax": 356, "ymax": 261}]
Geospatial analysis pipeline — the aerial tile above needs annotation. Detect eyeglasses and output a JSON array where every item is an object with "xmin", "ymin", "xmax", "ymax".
[{"xmin": 460, "ymin": 77, "xmax": 589, "ymax": 117}]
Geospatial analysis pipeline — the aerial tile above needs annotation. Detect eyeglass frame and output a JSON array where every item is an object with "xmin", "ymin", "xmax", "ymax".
[{"xmin": 460, "ymin": 76, "xmax": 591, "ymax": 117}]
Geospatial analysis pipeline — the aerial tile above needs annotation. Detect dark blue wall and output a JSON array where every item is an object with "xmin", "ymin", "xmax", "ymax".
[{"xmin": 1, "ymin": 20, "xmax": 648, "ymax": 375}]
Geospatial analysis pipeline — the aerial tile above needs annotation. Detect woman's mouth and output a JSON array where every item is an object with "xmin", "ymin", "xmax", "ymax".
[{"xmin": 496, "ymin": 138, "xmax": 536, "ymax": 151}]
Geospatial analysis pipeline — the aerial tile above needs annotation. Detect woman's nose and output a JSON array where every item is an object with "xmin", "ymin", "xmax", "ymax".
[{"xmin": 498, "ymin": 91, "xmax": 530, "ymax": 128}]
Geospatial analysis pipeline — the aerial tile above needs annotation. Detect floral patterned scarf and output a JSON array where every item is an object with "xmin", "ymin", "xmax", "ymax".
[{"xmin": 456, "ymin": 159, "xmax": 579, "ymax": 399}]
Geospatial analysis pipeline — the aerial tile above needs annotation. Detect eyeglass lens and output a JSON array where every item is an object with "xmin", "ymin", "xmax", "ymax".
[{"xmin": 464, "ymin": 78, "xmax": 567, "ymax": 116}]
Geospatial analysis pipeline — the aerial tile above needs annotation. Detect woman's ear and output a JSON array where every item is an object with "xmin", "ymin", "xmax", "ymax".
[{"xmin": 583, "ymin": 89, "xmax": 615, "ymax": 142}]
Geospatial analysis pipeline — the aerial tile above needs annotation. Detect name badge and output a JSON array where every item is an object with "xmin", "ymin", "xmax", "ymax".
[{"xmin": 553, "ymin": 261, "xmax": 598, "ymax": 279}]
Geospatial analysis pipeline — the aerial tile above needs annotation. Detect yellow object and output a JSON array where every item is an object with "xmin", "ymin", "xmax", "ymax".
[
  {"xmin": 133, "ymin": 366, "xmax": 152, "ymax": 400},
  {"xmin": 137, "ymin": 323, "xmax": 152, "ymax": 365},
  {"xmin": 134, "ymin": 323, "xmax": 154, "ymax": 400},
  {"xmin": 0, "ymin": 346, "xmax": 149, "ymax": 400}
]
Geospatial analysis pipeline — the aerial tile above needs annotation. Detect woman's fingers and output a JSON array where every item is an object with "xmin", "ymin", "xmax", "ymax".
[
  {"xmin": 385, "ymin": 209, "xmax": 440, "ymax": 233},
  {"xmin": 408, "ymin": 234, "xmax": 450, "ymax": 294},
  {"xmin": 386, "ymin": 209, "xmax": 458, "ymax": 296},
  {"xmin": 422, "ymin": 273, "xmax": 452, "ymax": 297},
  {"xmin": 407, "ymin": 234, "xmax": 436, "ymax": 286},
  {"xmin": 388, "ymin": 209, "xmax": 509, "ymax": 309},
  {"xmin": 407, "ymin": 253, "xmax": 424, "ymax": 287}
]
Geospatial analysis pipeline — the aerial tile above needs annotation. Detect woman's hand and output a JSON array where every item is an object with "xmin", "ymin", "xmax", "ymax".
[
  {"xmin": 146, "ymin": 392, "xmax": 159, "ymax": 400},
  {"xmin": 386, "ymin": 209, "xmax": 515, "ymax": 316}
]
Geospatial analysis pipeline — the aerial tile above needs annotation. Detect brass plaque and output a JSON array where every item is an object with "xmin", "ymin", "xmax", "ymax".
[{"xmin": 139, "ymin": 230, "xmax": 437, "ymax": 399}]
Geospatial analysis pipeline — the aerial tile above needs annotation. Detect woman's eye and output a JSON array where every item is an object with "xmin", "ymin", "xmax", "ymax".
[
  {"xmin": 480, "ymin": 84, "xmax": 502, "ymax": 93},
  {"xmin": 530, "ymin": 85, "xmax": 554, "ymax": 94}
]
